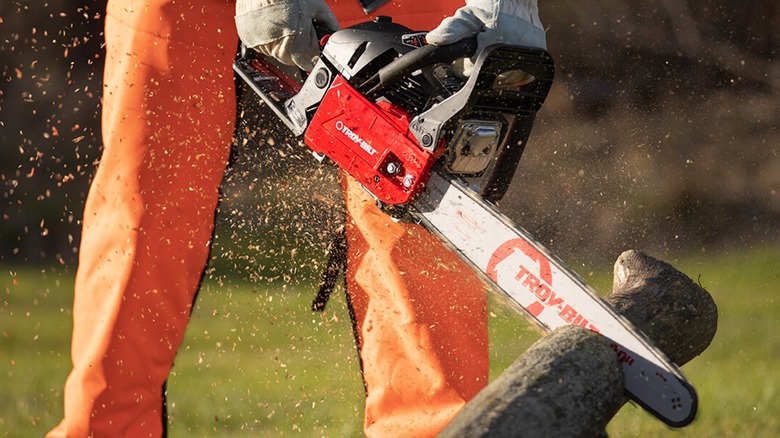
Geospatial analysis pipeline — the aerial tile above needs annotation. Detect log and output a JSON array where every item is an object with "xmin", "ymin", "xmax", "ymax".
[
  {"xmin": 438, "ymin": 250, "xmax": 718, "ymax": 438},
  {"xmin": 608, "ymin": 250, "xmax": 718, "ymax": 366}
]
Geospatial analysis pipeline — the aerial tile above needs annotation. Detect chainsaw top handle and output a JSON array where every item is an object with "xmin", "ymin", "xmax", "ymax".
[{"xmin": 358, "ymin": 37, "xmax": 478, "ymax": 97}]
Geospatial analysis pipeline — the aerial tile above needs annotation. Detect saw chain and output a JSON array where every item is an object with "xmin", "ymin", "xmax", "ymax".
[{"xmin": 233, "ymin": 16, "xmax": 698, "ymax": 427}]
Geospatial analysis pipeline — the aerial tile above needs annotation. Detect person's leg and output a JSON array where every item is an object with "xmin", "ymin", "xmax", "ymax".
[
  {"xmin": 331, "ymin": 0, "xmax": 457, "ymax": 29},
  {"xmin": 48, "ymin": 0, "xmax": 238, "ymax": 436},
  {"xmin": 326, "ymin": 1, "xmax": 490, "ymax": 436},
  {"xmin": 341, "ymin": 177, "xmax": 489, "ymax": 438}
]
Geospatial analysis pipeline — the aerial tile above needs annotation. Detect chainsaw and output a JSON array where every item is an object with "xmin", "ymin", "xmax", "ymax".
[{"xmin": 233, "ymin": 16, "xmax": 697, "ymax": 427}]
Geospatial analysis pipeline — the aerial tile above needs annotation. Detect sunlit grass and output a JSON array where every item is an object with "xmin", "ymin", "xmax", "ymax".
[
  {"xmin": 1, "ymin": 246, "xmax": 778, "ymax": 436},
  {"xmin": 0, "ymin": 267, "xmax": 73, "ymax": 433},
  {"xmin": 607, "ymin": 246, "xmax": 780, "ymax": 437},
  {"xmin": 167, "ymin": 280, "xmax": 366, "ymax": 436}
]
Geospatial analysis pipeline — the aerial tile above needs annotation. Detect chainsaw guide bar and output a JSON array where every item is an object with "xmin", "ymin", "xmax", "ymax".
[{"xmin": 234, "ymin": 16, "xmax": 697, "ymax": 427}]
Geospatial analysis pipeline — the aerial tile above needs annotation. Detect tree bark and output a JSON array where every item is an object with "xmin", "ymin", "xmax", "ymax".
[
  {"xmin": 438, "ymin": 250, "xmax": 718, "ymax": 438},
  {"xmin": 608, "ymin": 250, "xmax": 718, "ymax": 366}
]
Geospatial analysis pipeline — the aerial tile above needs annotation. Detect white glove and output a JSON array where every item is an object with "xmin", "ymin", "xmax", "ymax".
[
  {"xmin": 235, "ymin": 0, "xmax": 340, "ymax": 71},
  {"xmin": 427, "ymin": 0, "xmax": 546, "ymax": 70}
]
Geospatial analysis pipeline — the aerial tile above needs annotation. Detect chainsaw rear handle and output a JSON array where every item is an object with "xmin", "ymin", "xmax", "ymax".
[{"xmin": 359, "ymin": 37, "xmax": 478, "ymax": 97}]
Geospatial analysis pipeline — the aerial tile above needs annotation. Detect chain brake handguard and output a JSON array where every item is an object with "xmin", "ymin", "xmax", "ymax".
[{"xmin": 233, "ymin": 19, "xmax": 554, "ymax": 205}]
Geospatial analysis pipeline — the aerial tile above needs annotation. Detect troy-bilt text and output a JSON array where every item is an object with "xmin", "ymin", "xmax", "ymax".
[
  {"xmin": 513, "ymin": 264, "xmax": 602, "ymax": 333},
  {"xmin": 335, "ymin": 120, "xmax": 378, "ymax": 156}
]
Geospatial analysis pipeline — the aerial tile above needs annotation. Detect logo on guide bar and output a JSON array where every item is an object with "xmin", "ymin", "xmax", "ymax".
[
  {"xmin": 486, "ymin": 238, "xmax": 601, "ymax": 333},
  {"xmin": 335, "ymin": 120, "xmax": 378, "ymax": 156}
]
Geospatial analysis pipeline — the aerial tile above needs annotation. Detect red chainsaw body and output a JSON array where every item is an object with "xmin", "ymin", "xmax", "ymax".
[{"xmin": 304, "ymin": 76, "xmax": 441, "ymax": 205}]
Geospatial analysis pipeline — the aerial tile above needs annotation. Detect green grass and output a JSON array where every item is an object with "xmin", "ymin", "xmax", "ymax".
[
  {"xmin": 606, "ymin": 247, "xmax": 780, "ymax": 437},
  {"xmin": 1, "ymin": 246, "xmax": 778, "ymax": 436},
  {"xmin": 0, "ymin": 267, "xmax": 74, "ymax": 433},
  {"xmin": 166, "ymin": 280, "xmax": 366, "ymax": 436}
]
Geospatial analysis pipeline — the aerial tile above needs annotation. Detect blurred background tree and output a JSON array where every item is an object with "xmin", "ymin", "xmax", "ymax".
[
  {"xmin": 2, "ymin": 0, "xmax": 778, "ymax": 270},
  {"xmin": 2, "ymin": 0, "xmax": 103, "ymax": 265},
  {"xmin": 506, "ymin": 0, "xmax": 779, "ymax": 262}
]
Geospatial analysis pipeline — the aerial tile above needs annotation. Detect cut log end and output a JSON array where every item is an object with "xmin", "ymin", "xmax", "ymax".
[
  {"xmin": 608, "ymin": 250, "xmax": 718, "ymax": 366},
  {"xmin": 439, "ymin": 250, "xmax": 719, "ymax": 437}
]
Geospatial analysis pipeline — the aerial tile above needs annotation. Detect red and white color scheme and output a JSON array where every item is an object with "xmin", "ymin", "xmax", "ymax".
[
  {"xmin": 233, "ymin": 19, "xmax": 699, "ymax": 427},
  {"xmin": 412, "ymin": 170, "xmax": 697, "ymax": 427},
  {"xmin": 305, "ymin": 76, "xmax": 440, "ymax": 205}
]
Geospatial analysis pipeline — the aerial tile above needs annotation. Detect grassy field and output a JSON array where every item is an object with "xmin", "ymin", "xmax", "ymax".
[{"xmin": 1, "ymin": 246, "xmax": 778, "ymax": 437}]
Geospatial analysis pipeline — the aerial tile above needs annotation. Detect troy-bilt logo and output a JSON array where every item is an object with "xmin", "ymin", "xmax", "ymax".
[
  {"xmin": 335, "ymin": 120, "xmax": 377, "ymax": 156},
  {"xmin": 486, "ymin": 238, "xmax": 601, "ymax": 333}
]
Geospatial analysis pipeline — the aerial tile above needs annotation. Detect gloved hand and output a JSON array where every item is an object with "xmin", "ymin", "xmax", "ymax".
[
  {"xmin": 235, "ymin": 0, "xmax": 340, "ymax": 71},
  {"xmin": 426, "ymin": 0, "xmax": 546, "ymax": 75}
]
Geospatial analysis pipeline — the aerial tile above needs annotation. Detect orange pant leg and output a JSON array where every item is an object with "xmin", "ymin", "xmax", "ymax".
[
  {"xmin": 330, "ymin": 0, "xmax": 460, "ymax": 29},
  {"xmin": 51, "ymin": 0, "xmax": 485, "ymax": 436},
  {"xmin": 331, "ymin": 3, "xmax": 490, "ymax": 437},
  {"xmin": 47, "ymin": 1, "xmax": 238, "ymax": 436},
  {"xmin": 341, "ymin": 177, "xmax": 488, "ymax": 438}
]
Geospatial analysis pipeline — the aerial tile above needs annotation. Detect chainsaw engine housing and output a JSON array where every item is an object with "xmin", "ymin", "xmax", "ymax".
[{"xmin": 234, "ymin": 17, "xmax": 554, "ymax": 204}]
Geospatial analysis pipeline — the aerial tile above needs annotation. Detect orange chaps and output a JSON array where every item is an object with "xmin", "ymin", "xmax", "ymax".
[{"xmin": 48, "ymin": 0, "xmax": 488, "ymax": 436}]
